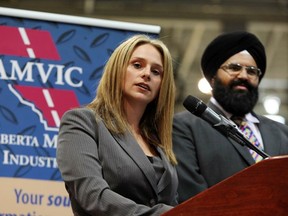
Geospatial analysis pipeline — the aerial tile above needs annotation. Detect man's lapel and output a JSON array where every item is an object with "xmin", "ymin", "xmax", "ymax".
[{"xmin": 208, "ymin": 102, "xmax": 255, "ymax": 165}]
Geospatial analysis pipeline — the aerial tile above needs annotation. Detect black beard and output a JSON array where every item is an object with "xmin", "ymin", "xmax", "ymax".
[{"xmin": 212, "ymin": 77, "xmax": 259, "ymax": 116}]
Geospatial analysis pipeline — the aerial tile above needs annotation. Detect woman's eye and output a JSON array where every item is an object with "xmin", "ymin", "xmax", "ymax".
[
  {"xmin": 133, "ymin": 62, "xmax": 141, "ymax": 69},
  {"xmin": 152, "ymin": 70, "xmax": 160, "ymax": 75}
]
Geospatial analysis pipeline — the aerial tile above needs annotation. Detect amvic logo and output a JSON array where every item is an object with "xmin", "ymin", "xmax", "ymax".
[
  {"xmin": 0, "ymin": 25, "xmax": 60, "ymax": 60},
  {"xmin": 0, "ymin": 25, "xmax": 81, "ymax": 131}
]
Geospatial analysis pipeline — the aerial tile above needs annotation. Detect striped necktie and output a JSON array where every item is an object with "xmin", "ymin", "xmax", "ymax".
[{"xmin": 232, "ymin": 117, "xmax": 263, "ymax": 163}]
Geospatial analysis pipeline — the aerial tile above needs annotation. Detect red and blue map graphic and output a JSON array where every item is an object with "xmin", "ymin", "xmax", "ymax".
[{"xmin": 0, "ymin": 25, "xmax": 60, "ymax": 60}]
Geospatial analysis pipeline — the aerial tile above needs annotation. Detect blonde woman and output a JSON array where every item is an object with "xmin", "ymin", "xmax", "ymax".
[{"xmin": 57, "ymin": 34, "xmax": 178, "ymax": 216}]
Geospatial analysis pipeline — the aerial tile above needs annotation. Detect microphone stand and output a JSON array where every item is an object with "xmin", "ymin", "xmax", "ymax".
[{"xmin": 214, "ymin": 115, "xmax": 270, "ymax": 159}]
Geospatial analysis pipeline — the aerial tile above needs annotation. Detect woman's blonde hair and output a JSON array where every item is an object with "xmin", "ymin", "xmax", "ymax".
[{"xmin": 87, "ymin": 34, "xmax": 176, "ymax": 164}]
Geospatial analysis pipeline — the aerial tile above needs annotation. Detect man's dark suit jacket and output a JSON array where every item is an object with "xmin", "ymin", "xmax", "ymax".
[
  {"xmin": 57, "ymin": 108, "xmax": 178, "ymax": 216},
  {"xmin": 172, "ymin": 101, "xmax": 288, "ymax": 203}
]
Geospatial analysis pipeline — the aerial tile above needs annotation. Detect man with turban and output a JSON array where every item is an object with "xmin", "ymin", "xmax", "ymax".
[{"xmin": 172, "ymin": 31, "xmax": 288, "ymax": 203}]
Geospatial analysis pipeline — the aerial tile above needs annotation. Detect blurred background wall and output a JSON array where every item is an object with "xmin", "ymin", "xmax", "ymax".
[{"xmin": 1, "ymin": 0, "xmax": 287, "ymax": 124}]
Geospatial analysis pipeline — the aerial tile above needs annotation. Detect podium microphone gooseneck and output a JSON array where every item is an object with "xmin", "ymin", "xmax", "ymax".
[{"xmin": 183, "ymin": 95, "xmax": 270, "ymax": 159}]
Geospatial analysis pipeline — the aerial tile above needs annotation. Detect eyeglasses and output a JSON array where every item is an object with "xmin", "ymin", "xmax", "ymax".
[{"xmin": 220, "ymin": 63, "xmax": 262, "ymax": 79}]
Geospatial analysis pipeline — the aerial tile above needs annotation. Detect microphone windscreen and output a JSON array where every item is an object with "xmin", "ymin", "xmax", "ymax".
[{"xmin": 183, "ymin": 95, "xmax": 207, "ymax": 117}]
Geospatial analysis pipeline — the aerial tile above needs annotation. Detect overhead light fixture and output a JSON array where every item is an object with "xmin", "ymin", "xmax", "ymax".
[
  {"xmin": 263, "ymin": 95, "xmax": 286, "ymax": 124},
  {"xmin": 198, "ymin": 78, "xmax": 211, "ymax": 94},
  {"xmin": 263, "ymin": 95, "xmax": 280, "ymax": 115}
]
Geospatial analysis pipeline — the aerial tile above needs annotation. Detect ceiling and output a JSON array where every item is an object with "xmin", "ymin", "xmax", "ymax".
[{"xmin": 1, "ymin": 0, "xmax": 288, "ymax": 123}]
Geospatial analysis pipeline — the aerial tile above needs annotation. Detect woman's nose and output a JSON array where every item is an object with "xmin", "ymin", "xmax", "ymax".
[{"xmin": 141, "ymin": 68, "xmax": 151, "ymax": 80}]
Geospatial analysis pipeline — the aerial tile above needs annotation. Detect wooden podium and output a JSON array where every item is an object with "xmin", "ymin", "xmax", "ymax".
[{"xmin": 162, "ymin": 155, "xmax": 288, "ymax": 216}]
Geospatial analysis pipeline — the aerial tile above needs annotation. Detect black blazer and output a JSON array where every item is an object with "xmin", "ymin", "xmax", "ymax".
[
  {"xmin": 172, "ymin": 102, "xmax": 288, "ymax": 203},
  {"xmin": 57, "ymin": 108, "xmax": 178, "ymax": 216}
]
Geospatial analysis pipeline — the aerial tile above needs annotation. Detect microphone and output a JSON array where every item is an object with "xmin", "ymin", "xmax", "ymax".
[
  {"xmin": 183, "ymin": 95, "xmax": 270, "ymax": 159},
  {"xmin": 183, "ymin": 95, "xmax": 231, "ymax": 128}
]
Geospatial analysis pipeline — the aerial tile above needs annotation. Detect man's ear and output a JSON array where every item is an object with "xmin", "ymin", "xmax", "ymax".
[{"xmin": 210, "ymin": 77, "xmax": 215, "ymax": 88}]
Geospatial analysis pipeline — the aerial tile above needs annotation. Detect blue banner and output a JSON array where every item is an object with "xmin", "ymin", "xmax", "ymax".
[{"xmin": 0, "ymin": 7, "xmax": 160, "ymax": 215}]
